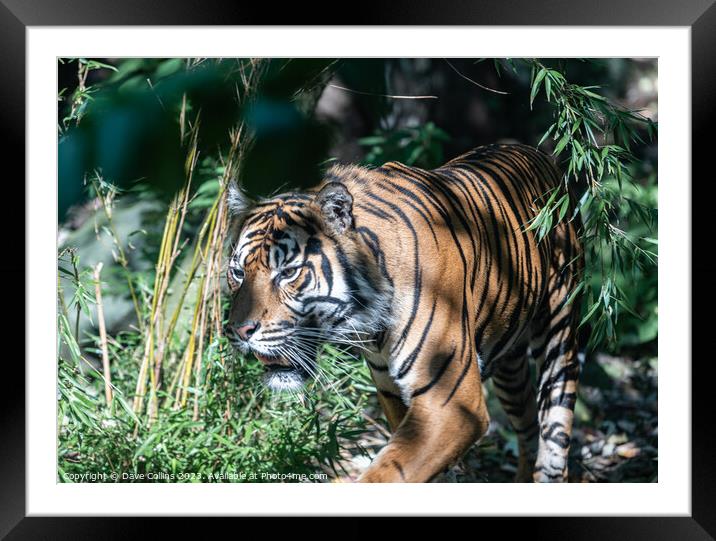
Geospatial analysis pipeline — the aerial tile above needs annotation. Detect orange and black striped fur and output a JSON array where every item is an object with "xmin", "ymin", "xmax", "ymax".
[{"xmin": 226, "ymin": 143, "xmax": 583, "ymax": 482}]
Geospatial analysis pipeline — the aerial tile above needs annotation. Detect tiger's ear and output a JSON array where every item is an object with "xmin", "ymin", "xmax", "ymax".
[
  {"xmin": 316, "ymin": 182, "xmax": 354, "ymax": 235},
  {"xmin": 227, "ymin": 180, "xmax": 254, "ymax": 243},
  {"xmin": 227, "ymin": 179, "xmax": 253, "ymax": 217}
]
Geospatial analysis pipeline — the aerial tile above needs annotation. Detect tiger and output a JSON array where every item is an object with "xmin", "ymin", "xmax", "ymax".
[{"xmin": 225, "ymin": 143, "xmax": 584, "ymax": 483}]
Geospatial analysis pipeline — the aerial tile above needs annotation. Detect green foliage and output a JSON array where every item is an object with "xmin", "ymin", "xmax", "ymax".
[
  {"xmin": 57, "ymin": 256, "xmax": 138, "ymax": 435},
  {"xmin": 590, "ymin": 176, "xmax": 658, "ymax": 351},
  {"xmin": 58, "ymin": 58, "xmax": 118, "ymax": 133},
  {"xmin": 518, "ymin": 59, "xmax": 657, "ymax": 349},
  {"xmin": 58, "ymin": 336, "xmax": 373, "ymax": 482},
  {"xmin": 58, "ymin": 249, "xmax": 95, "ymax": 333},
  {"xmin": 359, "ymin": 121, "xmax": 450, "ymax": 169}
]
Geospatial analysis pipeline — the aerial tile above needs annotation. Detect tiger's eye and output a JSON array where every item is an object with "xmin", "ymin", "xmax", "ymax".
[
  {"xmin": 230, "ymin": 267, "xmax": 244, "ymax": 283},
  {"xmin": 279, "ymin": 267, "xmax": 300, "ymax": 281}
]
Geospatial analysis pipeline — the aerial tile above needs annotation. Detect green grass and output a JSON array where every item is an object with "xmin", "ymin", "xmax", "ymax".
[{"xmin": 58, "ymin": 310, "xmax": 375, "ymax": 483}]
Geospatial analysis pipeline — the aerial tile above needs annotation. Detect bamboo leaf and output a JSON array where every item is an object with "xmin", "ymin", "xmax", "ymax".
[
  {"xmin": 554, "ymin": 132, "xmax": 570, "ymax": 155},
  {"xmin": 530, "ymin": 68, "xmax": 547, "ymax": 108}
]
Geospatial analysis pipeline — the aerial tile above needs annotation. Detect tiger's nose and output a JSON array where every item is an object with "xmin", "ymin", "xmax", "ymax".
[{"xmin": 236, "ymin": 321, "xmax": 260, "ymax": 341}]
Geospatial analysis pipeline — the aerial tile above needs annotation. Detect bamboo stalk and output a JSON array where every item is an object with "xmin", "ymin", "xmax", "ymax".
[
  {"xmin": 93, "ymin": 262, "xmax": 113, "ymax": 407},
  {"xmin": 90, "ymin": 175, "xmax": 144, "ymax": 330},
  {"xmin": 134, "ymin": 122, "xmax": 200, "ymax": 420},
  {"xmin": 134, "ymin": 58, "xmax": 275, "ymax": 422},
  {"xmin": 133, "ymin": 202, "xmax": 174, "ymax": 413}
]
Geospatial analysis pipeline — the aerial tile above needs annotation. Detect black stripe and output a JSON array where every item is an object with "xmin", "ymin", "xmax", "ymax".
[
  {"xmin": 366, "ymin": 359, "xmax": 389, "ymax": 372},
  {"xmin": 396, "ymin": 299, "xmax": 437, "ymax": 379},
  {"xmin": 412, "ymin": 349, "xmax": 456, "ymax": 398}
]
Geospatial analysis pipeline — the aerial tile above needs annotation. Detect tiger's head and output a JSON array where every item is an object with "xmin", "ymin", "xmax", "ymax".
[{"xmin": 225, "ymin": 174, "xmax": 390, "ymax": 392}]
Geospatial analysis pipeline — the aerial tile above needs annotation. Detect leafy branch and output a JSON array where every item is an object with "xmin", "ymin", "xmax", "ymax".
[
  {"xmin": 515, "ymin": 59, "xmax": 658, "ymax": 347},
  {"xmin": 58, "ymin": 58, "xmax": 118, "ymax": 134}
]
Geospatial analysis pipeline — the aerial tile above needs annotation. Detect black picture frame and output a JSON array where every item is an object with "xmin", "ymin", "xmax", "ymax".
[{"xmin": 4, "ymin": 0, "xmax": 713, "ymax": 537}]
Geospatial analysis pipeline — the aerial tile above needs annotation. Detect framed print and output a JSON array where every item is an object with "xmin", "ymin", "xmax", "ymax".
[{"xmin": 4, "ymin": 0, "xmax": 714, "ymax": 536}]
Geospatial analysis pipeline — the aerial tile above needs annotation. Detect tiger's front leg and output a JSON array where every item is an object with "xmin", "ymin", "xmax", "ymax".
[{"xmin": 359, "ymin": 345, "xmax": 490, "ymax": 483}]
